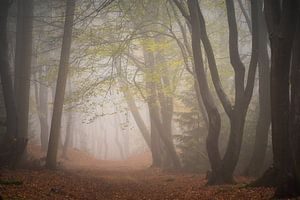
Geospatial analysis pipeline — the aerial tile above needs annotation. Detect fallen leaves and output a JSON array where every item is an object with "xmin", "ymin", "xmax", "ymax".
[
  {"xmin": 0, "ymin": 146, "xmax": 275, "ymax": 199},
  {"xmin": 0, "ymin": 168, "xmax": 275, "ymax": 200}
]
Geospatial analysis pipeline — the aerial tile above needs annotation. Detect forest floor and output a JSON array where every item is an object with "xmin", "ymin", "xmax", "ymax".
[{"xmin": 0, "ymin": 145, "xmax": 275, "ymax": 200}]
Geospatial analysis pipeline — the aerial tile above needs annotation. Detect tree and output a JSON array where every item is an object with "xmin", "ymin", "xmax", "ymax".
[
  {"xmin": 0, "ymin": 0, "xmax": 18, "ymax": 142},
  {"xmin": 175, "ymin": 0, "xmax": 259, "ymax": 183},
  {"xmin": 62, "ymin": 78, "xmax": 73, "ymax": 159},
  {"xmin": 143, "ymin": 43, "xmax": 181, "ymax": 169},
  {"xmin": 46, "ymin": 0, "xmax": 75, "ymax": 169},
  {"xmin": 243, "ymin": 0, "xmax": 271, "ymax": 177},
  {"xmin": 290, "ymin": 10, "xmax": 300, "ymax": 194},
  {"xmin": 252, "ymin": 0, "xmax": 300, "ymax": 198},
  {"xmin": 0, "ymin": 0, "xmax": 30, "ymax": 168},
  {"xmin": 14, "ymin": 0, "xmax": 33, "ymax": 142},
  {"xmin": 183, "ymin": 0, "xmax": 222, "ymax": 178}
]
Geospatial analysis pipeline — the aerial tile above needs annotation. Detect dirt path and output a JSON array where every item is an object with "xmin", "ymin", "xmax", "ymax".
[{"xmin": 0, "ymin": 147, "xmax": 274, "ymax": 199}]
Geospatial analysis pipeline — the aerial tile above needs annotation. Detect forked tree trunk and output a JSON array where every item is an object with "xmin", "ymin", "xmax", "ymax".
[
  {"xmin": 46, "ymin": 0, "xmax": 75, "ymax": 169},
  {"xmin": 178, "ymin": 0, "xmax": 259, "ymax": 184}
]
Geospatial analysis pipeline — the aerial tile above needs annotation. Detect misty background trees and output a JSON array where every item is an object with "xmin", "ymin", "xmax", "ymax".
[{"xmin": 0, "ymin": 0, "xmax": 299, "ymax": 198}]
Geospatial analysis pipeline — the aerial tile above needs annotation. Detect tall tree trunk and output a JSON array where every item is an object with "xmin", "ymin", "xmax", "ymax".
[
  {"xmin": 289, "ymin": 10, "xmax": 300, "ymax": 195},
  {"xmin": 187, "ymin": 0, "xmax": 222, "ymax": 177},
  {"xmin": 144, "ymin": 47, "xmax": 163, "ymax": 167},
  {"xmin": 244, "ymin": 1, "xmax": 271, "ymax": 176},
  {"xmin": 62, "ymin": 78, "xmax": 73, "ymax": 159},
  {"xmin": 62, "ymin": 110, "xmax": 72, "ymax": 159},
  {"xmin": 178, "ymin": 0, "xmax": 259, "ymax": 184},
  {"xmin": 0, "ymin": 1, "xmax": 17, "ymax": 141},
  {"xmin": 46, "ymin": 0, "xmax": 75, "ymax": 169},
  {"xmin": 14, "ymin": 0, "xmax": 33, "ymax": 142},
  {"xmin": 253, "ymin": 1, "xmax": 299, "ymax": 198},
  {"xmin": 155, "ymin": 36, "xmax": 175, "ymax": 169}
]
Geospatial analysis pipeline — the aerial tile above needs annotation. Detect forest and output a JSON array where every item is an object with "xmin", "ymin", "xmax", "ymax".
[{"xmin": 0, "ymin": 0, "xmax": 299, "ymax": 199}]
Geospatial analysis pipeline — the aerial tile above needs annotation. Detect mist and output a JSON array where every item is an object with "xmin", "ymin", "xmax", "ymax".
[{"xmin": 0, "ymin": 0, "xmax": 299, "ymax": 199}]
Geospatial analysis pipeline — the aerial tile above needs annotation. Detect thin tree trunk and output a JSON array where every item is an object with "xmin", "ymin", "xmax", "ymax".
[
  {"xmin": 46, "ymin": 0, "xmax": 75, "ymax": 169},
  {"xmin": 62, "ymin": 110, "xmax": 72, "ymax": 159},
  {"xmin": 62, "ymin": 77, "xmax": 73, "ymax": 159},
  {"xmin": 115, "ymin": 57, "xmax": 151, "ymax": 149},
  {"xmin": 124, "ymin": 93, "xmax": 151, "ymax": 148}
]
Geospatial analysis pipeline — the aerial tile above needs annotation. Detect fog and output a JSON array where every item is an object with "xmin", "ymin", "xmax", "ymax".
[{"xmin": 1, "ymin": 0, "xmax": 300, "ymax": 199}]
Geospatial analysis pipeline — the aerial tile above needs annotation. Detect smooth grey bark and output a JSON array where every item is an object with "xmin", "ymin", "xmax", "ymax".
[{"xmin": 46, "ymin": 0, "xmax": 75, "ymax": 169}]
